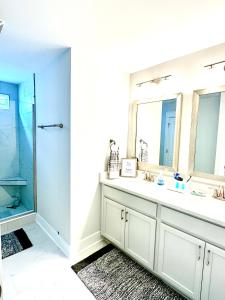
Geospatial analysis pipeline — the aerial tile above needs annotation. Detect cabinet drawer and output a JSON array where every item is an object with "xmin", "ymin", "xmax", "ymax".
[
  {"xmin": 161, "ymin": 206, "xmax": 225, "ymax": 249},
  {"xmin": 103, "ymin": 185, "xmax": 157, "ymax": 218}
]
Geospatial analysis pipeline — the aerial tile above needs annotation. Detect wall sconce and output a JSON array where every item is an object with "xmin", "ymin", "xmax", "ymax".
[
  {"xmin": 204, "ymin": 60, "xmax": 225, "ymax": 70},
  {"xmin": 136, "ymin": 75, "xmax": 172, "ymax": 87}
]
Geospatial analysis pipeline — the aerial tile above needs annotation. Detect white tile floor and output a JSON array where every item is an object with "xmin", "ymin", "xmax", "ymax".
[{"xmin": 2, "ymin": 223, "xmax": 95, "ymax": 300}]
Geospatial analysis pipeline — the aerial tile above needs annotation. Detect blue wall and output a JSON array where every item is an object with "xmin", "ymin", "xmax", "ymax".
[{"xmin": 36, "ymin": 49, "xmax": 71, "ymax": 242}]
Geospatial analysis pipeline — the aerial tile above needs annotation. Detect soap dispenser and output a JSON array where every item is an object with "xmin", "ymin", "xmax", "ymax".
[{"xmin": 157, "ymin": 172, "xmax": 165, "ymax": 186}]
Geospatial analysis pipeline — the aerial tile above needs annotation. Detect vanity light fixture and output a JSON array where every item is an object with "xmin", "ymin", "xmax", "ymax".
[
  {"xmin": 136, "ymin": 75, "xmax": 172, "ymax": 87},
  {"xmin": 204, "ymin": 60, "xmax": 225, "ymax": 70}
]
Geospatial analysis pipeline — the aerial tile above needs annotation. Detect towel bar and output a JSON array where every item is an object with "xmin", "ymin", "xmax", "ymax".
[{"xmin": 38, "ymin": 123, "xmax": 63, "ymax": 129}]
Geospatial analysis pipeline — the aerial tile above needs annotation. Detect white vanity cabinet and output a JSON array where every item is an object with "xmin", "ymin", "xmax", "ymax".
[
  {"xmin": 159, "ymin": 206, "xmax": 225, "ymax": 300},
  {"xmin": 201, "ymin": 244, "xmax": 225, "ymax": 300},
  {"xmin": 124, "ymin": 207, "xmax": 156, "ymax": 269},
  {"xmin": 101, "ymin": 181, "xmax": 225, "ymax": 300},
  {"xmin": 101, "ymin": 186, "xmax": 157, "ymax": 270},
  {"xmin": 158, "ymin": 223, "xmax": 225, "ymax": 300},
  {"xmin": 103, "ymin": 197, "xmax": 125, "ymax": 249},
  {"xmin": 158, "ymin": 223, "xmax": 204, "ymax": 300}
]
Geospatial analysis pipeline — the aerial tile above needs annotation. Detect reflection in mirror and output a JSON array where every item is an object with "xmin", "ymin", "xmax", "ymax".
[
  {"xmin": 193, "ymin": 91, "xmax": 225, "ymax": 176},
  {"xmin": 136, "ymin": 98, "xmax": 177, "ymax": 167}
]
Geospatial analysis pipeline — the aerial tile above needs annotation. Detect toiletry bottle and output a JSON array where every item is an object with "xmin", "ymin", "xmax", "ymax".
[
  {"xmin": 173, "ymin": 173, "xmax": 178, "ymax": 189},
  {"xmin": 157, "ymin": 172, "xmax": 165, "ymax": 186}
]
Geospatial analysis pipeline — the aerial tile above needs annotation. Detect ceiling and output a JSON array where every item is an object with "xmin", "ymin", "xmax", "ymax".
[{"xmin": 1, "ymin": 0, "xmax": 225, "ymax": 82}]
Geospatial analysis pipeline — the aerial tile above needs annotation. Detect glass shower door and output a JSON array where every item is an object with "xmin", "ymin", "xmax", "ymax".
[{"xmin": 0, "ymin": 75, "xmax": 36, "ymax": 221}]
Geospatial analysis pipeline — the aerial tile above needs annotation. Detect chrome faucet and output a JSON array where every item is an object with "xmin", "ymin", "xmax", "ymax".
[
  {"xmin": 213, "ymin": 186, "xmax": 225, "ymax": 200},
  {"xmin": 144, "ymin": 171, "xmax": 155, "ymax": 182}
]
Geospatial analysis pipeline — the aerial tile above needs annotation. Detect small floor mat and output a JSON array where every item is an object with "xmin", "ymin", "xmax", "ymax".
[
  {"xmin": 1, "ymin": 228, "xmax": 32, "ymax": 259},
  {"xmin": 73, "ymin": 245, "xmax": 184, "ymax": 300}
]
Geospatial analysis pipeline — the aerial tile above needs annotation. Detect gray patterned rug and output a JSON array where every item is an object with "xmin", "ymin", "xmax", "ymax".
[
  {"xmin": 1, "ymin": 229, "xmax": 32, "ymax": 259},
  {"xmin": 77, "ymin": 247, "xmax": 184, "ymax": 300}
]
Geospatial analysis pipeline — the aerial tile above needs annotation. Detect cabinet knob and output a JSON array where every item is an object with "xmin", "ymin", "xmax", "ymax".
[
  {"xmin": 198, "ymin": 245, "xmax": 202, "ymax": 260},
  {"xmin": 206, "ymin": 249, "xmax": 211, "ymax": 265},
  {"xmin": 121, "ymin": 209, "xmax": 124, "ymax": 220},
  {"xmin": 125, "ymin": 211, "xmax": 128, "ymax": 222}
]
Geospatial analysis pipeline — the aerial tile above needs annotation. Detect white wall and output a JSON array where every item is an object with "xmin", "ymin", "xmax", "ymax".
[
  {"xmin": 69, "ymin": 42, "xmax": 225, "ymax": 259},
  {"xmin": 70, "ymin": 46, "xmax": 130, "ymax": 257},
  {"xmin": 35, "ymin": 42, "xmax": 225, "ymax": 259},
  {"xmin": 130, "ymin": 43, "xmax": 225, "ymax": 174},
  {"xmin": 36, "ymin": 49, "xmax": 71, "ymax": 244}
]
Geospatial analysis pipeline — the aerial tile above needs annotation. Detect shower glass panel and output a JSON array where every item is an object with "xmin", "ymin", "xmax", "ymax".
[{"xmin": 0, "ymin": 77, "xmax": 35, "ymax": 221}]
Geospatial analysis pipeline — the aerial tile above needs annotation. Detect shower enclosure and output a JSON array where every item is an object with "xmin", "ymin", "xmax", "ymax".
[{"xmin": 0, "ymin": 75, "xmax": 36, "ymax": 221}]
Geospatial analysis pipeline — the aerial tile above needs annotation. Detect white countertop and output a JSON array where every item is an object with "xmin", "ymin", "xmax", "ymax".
[{"xmin": 100, "ymin": 176, "xmax": 225, "ymax": 228}]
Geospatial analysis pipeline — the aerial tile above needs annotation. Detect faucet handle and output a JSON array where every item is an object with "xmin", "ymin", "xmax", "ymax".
[
  {"xmin": 219, "ymin": 186, "xmax": 224, "ymax": 198},
  {"xmin": 213, "ymin": 188, "xmax": 217, "ymax": 198},
  {"xmin": 223, "ymin": 186, "xmax": 225, "ymax": 199}
]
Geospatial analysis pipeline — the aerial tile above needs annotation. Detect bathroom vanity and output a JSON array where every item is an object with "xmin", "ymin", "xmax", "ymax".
[{"xmin": 100, "ymin": 177, "xmax": 225, "ymax": 300}]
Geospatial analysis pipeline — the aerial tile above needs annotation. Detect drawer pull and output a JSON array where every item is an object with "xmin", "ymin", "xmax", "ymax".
[
  {"xmin": 121, "ymin": 209, "xmax": 124, "ymax": 220},
  {"xmin": 206, "ymin": 250, "xmax": 211, "ymax": 265},
  {"xmin": 125, "ymin": 212, "xmax": 128, "ymax": 222},
  {"xmin": 198, "ymin": 245, "xmax": 202, "ymax": 260}
]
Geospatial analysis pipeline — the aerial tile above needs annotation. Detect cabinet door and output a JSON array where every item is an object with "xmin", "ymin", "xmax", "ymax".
[
  {"xmin": 158, "ymin": 224, "xmax": 204, "ymax": 300},
  {"xmin": 201, "ymin": 244, "xmax": 225, "ymax": 300},
  {"xmin": 102, "ymin": 197, "xmax": 125, "ymax": 249},
  {"xmin": 124, "ymin": 208, "xmax": 156, "ymax": 270}
]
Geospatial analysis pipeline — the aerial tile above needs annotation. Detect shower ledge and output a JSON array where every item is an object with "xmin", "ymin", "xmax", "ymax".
[{"xmin": 0, "ymin": 177, "xmax": 27, "ymax": 186}]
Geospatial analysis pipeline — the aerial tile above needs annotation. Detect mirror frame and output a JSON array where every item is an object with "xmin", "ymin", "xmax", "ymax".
[
  {"xmin": 189, "ymin": 86, "xmax": 225, "ymax": 181},
  {"xmin": 128, "ymin": 93, "xmax": 183, "ymax": 172}
]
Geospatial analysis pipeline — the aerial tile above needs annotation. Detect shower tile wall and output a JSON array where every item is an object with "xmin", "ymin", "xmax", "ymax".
[
  {"xmin": 19, "ymin": 79, "xmax": 34, "ymax": 211},
  {"xmin": 0, "ymin": 81, "xmax": 19, "ymax": 206},
  {"xmin": 0, "ymin": 79, "xmax": 34, "ymax": 217},
  {"xmin": 0, "ymin": 82, "xmax": 19, "ymax": 178}
]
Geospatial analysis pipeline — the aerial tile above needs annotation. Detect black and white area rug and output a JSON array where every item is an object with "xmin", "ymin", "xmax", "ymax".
[
  {"xmin": 72, "ymin": 245, "xmax": 184, "ymax": 300},
  {"xmin": 1, "ymin": 228, "xmax": 32, "ymax": 259}
]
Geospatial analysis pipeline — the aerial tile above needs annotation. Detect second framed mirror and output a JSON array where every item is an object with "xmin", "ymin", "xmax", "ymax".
[{"xmin": 189, "ymin": 86, "xmax": 225, "ymax": 181}]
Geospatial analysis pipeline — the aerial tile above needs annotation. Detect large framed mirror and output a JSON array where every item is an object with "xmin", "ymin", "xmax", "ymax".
[
  {"xmin": 189, "ymin": 86, "xmax": 225, "ymax": 181},
  {"xmin": 128, "ymin": 93, "xmax": 182, "ymax": 171}
]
